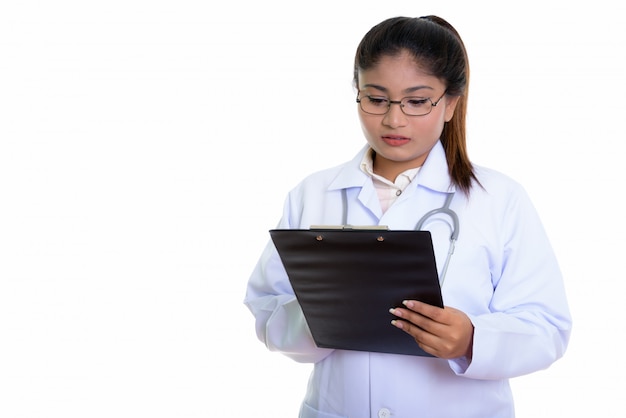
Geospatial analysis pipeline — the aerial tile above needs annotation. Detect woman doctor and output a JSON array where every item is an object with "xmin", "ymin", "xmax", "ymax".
[{"xmin": 244, "ymin": 15, "xmax": 572, "ymax": 418}]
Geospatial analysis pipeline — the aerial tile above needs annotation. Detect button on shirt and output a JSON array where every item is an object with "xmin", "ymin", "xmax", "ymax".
[
  {"xmin": 378, "ymin": 407, "xmax": 392, "ymax": 418},
  {"xmin": 360, "ymin": 148, "xmax": 420, "ymax": 213}
]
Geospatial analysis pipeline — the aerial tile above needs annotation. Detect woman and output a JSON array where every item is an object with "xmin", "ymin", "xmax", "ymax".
[{"xmin": 244, "ymin": 15, "xmax": 571, "ymax": 417}]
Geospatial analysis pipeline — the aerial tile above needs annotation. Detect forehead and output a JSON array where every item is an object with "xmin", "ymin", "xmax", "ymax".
[{"xmin": 357, "ymin": 52, "xmax": 444, "ymax": 94}]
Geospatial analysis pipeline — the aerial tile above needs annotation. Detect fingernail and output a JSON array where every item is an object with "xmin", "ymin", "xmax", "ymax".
[
  {"xmin": 389, "ymin": 308, "xmax": 402, "ymax": 317},
  {"xmin": 391, "ymin": 320, "xmax": 403, "ymax": 329}
]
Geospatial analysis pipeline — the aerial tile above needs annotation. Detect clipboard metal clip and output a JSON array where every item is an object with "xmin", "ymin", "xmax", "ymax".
[{"xmin": 309, "ymin": 225, "xmax": 389, "ymax": 231}]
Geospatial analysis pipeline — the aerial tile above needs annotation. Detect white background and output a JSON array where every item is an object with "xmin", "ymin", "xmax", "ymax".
[{"xmin": 1, "ymin": 1, "xmax": 624, "ymax": 417}]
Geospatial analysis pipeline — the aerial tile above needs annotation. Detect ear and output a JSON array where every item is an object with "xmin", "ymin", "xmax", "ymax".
[{"xmin": 444, "ymin": 95, "xmax": 461, "ymax": 122}]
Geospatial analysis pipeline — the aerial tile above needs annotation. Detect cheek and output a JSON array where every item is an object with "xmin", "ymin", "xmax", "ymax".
[
  {"xmin": 410, "ymin": 118, "xmax": 445, "ymax": 138},
  {"xmin": 430, "ymin": 108, "xmax": 450, "ymax": 132},
  {"xmin": 358, "ymin": 114, "xmax": 378, "ymax": 137}
]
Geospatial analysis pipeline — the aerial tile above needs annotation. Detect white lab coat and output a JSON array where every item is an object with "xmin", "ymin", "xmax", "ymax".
[{"xmin": 244, "ymin": 141, "xmax": 572, "ymax": 418}]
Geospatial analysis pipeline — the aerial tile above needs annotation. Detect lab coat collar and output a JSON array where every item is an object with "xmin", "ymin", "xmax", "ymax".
[
  {"xmin": 328, "ymin": 141, "xmax": 455, "ymax": 193},
  {"xmin": 418, "ymin": 141, "xmax": 456, "ymax": 193}
]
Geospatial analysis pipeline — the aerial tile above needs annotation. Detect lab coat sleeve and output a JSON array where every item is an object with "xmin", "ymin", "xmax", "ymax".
[
  {"xmin": 450, "ymin": 184, "xmax": 572, "ymax": 379},
  {"xmin": 243, "ymin": 191, "xmax": 334, "ymax": 364}
]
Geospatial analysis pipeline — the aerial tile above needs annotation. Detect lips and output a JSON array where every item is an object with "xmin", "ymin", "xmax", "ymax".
[{"xmin": 381, "ymin": 135, "xmax": 410, "ymax": 146}]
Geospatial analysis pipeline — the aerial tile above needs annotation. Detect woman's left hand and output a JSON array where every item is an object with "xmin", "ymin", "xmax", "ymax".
[{"xmin": 390, "ymin": 300, "xmax": 474, "ymax": 360}]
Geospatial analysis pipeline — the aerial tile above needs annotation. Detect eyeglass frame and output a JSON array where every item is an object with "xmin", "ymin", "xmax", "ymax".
[{"xmin": 356, "ymin": 90, "xmax": 448, "ymax": 116}]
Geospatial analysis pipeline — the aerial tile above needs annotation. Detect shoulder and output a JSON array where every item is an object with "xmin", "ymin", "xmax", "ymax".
[
  {"xmin": 472, "ymin": 164, "xmax": 527, "ymax": 197},
  {"xmin": 289, "ymin": 162, "xmax": 349, "ymax": 198},
  {"xmin": 299, "ymin": 162, "xmax": 348, "ymax": 185},
  {"xmin": 279, "ymin": 153, "xmax": 366, "ymax": 228},
  {"xmin": 290, "ymin": 147, "xmax": 369, "ymax": 194},
  {"xmin": 465, "ymin": 164, "xmax": 539, "ymax": 218},
  {"xmin": 466, "ymin": 164, "xmax": 542, "ymax": 227}
]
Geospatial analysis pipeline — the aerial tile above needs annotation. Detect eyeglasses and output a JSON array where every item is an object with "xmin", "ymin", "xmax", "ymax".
[{"xmin": 356, "ymin": 91, "xmax": 447, "ymax": 116}]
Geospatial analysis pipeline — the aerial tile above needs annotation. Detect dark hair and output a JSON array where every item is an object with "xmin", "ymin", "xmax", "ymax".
[{"xmin": 353, "ymin": 16, "xmax": 479, "ymax": 195}]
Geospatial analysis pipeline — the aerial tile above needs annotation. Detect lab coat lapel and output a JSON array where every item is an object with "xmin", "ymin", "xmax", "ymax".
[
  {"xmin": 326, "ymin": 142, "xmax": 454, "ymax": 222},
  {"xmin": 328, "ymin": 142, "xmax": 452, "ymax": 194},
  {"xmin": 414, "ymin": 141, "xmax": 455, "ymax": 194},
  {"xmin": 328, "ymin": 145, "xmax": 383, "ymax": 220}
]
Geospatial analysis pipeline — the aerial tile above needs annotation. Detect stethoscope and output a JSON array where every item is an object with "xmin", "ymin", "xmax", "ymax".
[{"xmin": 340, "ymin": 189, "xmax": 459, "ymax": 285}]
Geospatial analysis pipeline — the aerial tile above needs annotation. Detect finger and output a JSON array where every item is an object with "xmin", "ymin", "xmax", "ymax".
[
  {"xmin": 390, "ymin": 306, "xmax": 441, "ymax": 335},
  {"xmin": 403, "ymin": 300, "xmax": 447, "ymax": 323},
  {"xmin": 390, "ymin": 310, "xmax": 437, "ymax": 340},
  {"xmin": 390, "ymin": 319, "xmax": 439, "ymax": 356}
]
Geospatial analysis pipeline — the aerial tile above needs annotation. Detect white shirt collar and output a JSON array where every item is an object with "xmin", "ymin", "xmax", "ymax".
[{"xmin": 359, "ymin": 148, "xmax": 421, "ymax": 188}]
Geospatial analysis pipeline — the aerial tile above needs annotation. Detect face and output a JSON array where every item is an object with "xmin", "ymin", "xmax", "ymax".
[{"xmin": 357, "ymin": 51, "xmax": 459, "ymax": 180}]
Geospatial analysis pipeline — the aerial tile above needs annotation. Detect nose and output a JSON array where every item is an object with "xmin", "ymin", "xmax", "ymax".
[{"xmin": 382, "ymin": 100, "xmax": 408, "ymax": 128}]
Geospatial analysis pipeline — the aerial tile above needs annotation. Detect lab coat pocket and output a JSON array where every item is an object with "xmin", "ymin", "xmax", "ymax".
[{"xmin": 300, "ymin": 402, "xmax": 347, "ymax": 418}]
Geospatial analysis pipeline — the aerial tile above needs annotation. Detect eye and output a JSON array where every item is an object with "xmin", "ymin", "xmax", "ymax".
[
  {"xmin": 404, "ymin": 97, "xmax": 430, "ymax": 108},
  {"xmin": 366, "ymin": 96, "xmax": 389, "ymax": 107}
]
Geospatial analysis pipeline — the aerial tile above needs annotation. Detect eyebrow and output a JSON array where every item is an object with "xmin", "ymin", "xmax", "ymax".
[{"xmin": 361, "ymin": 84, "xmax": 435, "ymax": 95}]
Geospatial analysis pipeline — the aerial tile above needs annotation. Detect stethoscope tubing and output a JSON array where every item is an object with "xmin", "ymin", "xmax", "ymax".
[{"xmin": 341, "ymin": 188, "xmax": 459, "ymax": 285}]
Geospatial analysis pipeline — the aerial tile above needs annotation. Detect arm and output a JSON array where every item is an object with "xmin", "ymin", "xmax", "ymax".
[
  {"xmin": 393, "ymin": 183, "xmax": 571, "ymax": 379},
  {"xmin": 243, "ymin": 192, "xmax": 334, "ymax": 364},
  {"xmin": 459, "ymin": 186, "xmax": 572, "ymax": 379}
]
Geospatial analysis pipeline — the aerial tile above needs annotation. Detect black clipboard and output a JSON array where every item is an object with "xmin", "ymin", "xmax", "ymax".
[{"xmin": 269, "ymin": 227, "xmax": 443, "ymax": 357}]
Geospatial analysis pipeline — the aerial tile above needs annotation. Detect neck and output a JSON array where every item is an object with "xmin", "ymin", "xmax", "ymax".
[{"xmin": 373, "ymin": 152, "xmax": 425, "ymax": 182}]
